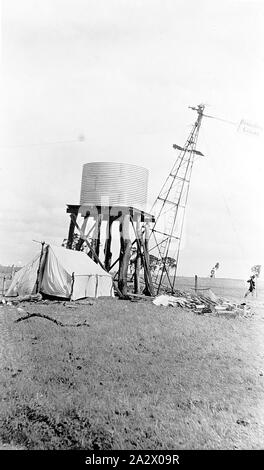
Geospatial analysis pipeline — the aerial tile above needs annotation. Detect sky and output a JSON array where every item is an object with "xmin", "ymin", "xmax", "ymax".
[{"xmin": 0, "ymin": 0, "xmax": 264, "ymax": 279}]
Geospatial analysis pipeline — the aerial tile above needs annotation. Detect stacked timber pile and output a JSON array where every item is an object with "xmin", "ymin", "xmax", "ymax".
[{"xmin": 152, "ymin": 289, "xmax": 252, "ymax": 317}]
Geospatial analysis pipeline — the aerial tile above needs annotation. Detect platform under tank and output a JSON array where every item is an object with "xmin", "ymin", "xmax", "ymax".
[{"xmin": 80, "ymin": 162, "xmax": 149, "ymax": 211}]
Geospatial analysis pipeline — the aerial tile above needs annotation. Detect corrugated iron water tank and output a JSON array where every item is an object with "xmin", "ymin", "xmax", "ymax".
[{"xmin": 80, "ymin": 162, "xmax": 149, "ymax": 210}]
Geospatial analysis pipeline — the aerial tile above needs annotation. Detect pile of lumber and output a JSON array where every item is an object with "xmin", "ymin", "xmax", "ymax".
[{"xmin": 152, "ymin": 289, "xmax": 251, "ymax": 317}]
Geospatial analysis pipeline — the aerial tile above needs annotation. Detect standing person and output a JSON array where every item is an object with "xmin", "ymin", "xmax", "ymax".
[
  {"xmin": 209, "ymin": 262, "xmax": 219, "ymax": 278},
  {"xmin": 244, "ymin": 275, "xmax": 256, "ymax": 297}
]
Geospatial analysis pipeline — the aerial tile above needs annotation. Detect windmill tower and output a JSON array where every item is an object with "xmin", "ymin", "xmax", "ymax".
[{"xmin": 149, "ymin": 104, "xmax": 205, "ymax": 294}]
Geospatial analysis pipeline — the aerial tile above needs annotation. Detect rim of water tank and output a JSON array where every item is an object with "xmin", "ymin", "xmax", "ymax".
[{"xmin": 81, "ymin": 161, "xmax": 149, "ymax": 171}]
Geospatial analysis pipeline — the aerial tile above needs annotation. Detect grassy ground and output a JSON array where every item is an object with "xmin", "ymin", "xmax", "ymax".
[{"xmin": 0, "ymin": 295, "xmax": 264, "ymax": 450}]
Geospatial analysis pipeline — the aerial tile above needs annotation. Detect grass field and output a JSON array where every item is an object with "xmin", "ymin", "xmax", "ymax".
[{"xmin": 1, "ymin": 288, "xmax": 264, "ymax": 450}]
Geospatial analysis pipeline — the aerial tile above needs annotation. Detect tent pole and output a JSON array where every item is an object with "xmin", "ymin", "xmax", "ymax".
[
  {"xmin": 70, "ymin": 272, "xmax": 75, "ymax": 300},
  {"xmin": 34, "ymin": 242, "xmax": 46, "ymax": 294}
]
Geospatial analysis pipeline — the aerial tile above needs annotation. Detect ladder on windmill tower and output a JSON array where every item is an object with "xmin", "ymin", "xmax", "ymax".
[{"xmin": 149, "ymin": 104, "xmax": 206, "ymax": 294}]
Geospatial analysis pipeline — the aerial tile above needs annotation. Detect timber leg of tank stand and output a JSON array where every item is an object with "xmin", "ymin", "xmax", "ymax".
[
  {"xmin": 134, "ymin": 216, "xmax": 141, "ymax": 294},
  {"xmin": 104, "ymin": 215, "xmax": 115, "ymax": 271},
  {"xmin": 67, "ymin": 211, "xmax": 78, "ymax": 249},
  {"xmin": 95, "ymin": 212, "xmax": 103, "ymax": 259},
  {"xmin": 76, "ymin": 212, "xmax": 90, "ymax": 251},
  {"xmin": 142, "ymin": 221, "xmax": 154, "ymax": 296},
  {"xmin": 118, "ymin": 214, "xmax": 132, "ymax": 296},
  {"xmin": 88, "ymin": 210, "xmax": 102, "ymax": 262}
]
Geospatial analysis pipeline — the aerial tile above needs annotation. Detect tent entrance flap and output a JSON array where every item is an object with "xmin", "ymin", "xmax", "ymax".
[{"xmin": 40, "ymin": 246, "xmax": 72, "ymax": 298}]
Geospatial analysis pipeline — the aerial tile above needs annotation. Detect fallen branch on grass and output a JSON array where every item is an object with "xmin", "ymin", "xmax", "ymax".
[
  {"xmin": 12, "ymin": 293, "xmax": 43, "ymax": 303},
  {"xmin": 14, "ymin": 312, "xmax": 90, "ymax": 327}
]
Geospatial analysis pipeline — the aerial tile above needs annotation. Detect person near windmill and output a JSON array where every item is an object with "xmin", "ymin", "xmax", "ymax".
[{"xmin": 244, "ymin": 275, "xmax": 256, "ymax": 298}]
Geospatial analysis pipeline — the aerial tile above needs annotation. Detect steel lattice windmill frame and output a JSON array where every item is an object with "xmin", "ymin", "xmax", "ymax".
[{"xmin": 149, "ymin": 104, "xmax": 205, "ymax": 294}]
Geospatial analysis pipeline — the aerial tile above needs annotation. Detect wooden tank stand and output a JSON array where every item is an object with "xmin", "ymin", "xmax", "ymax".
[{"xmin": 66, "ymin": 204, "xmax": 155, "ymax": 297}]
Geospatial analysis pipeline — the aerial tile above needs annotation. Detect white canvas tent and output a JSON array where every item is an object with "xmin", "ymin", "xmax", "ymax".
[{"xmin": 6, "ymin": 245, "xmax": 114, "ymax": 300}]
